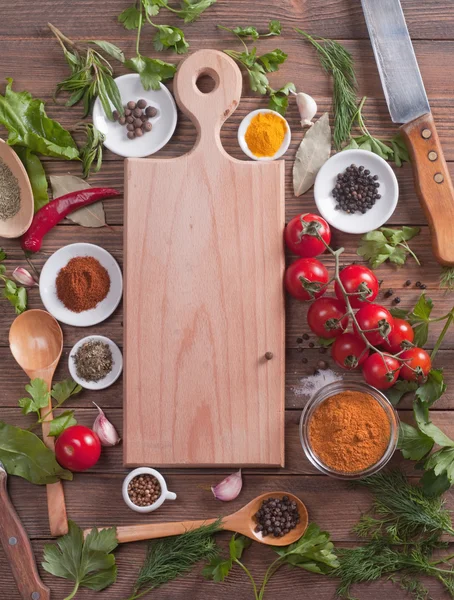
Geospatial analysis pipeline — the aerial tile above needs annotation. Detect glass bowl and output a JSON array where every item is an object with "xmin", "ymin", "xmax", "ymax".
[{"xmin": 300, "ymin": 380, "xmax": 399, "ymax": 479}]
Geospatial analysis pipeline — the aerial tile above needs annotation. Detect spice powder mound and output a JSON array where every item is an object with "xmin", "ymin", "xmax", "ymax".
[
  {"xmin": 308, "ymin": 390, "xmax": 391, "ymax": 473},
  {"xmin": 56, "ymin": 256, "xmax": 111, "ymax": 313}
]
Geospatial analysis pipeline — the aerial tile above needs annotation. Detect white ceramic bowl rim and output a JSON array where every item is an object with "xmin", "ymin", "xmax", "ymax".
[{"xmin": 122, "ymin": 467, "xmax": 177, "ymax": 513}]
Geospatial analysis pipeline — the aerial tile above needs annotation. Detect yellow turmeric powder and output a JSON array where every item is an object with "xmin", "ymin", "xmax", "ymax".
[{"xmin": 245, "ymin": 112, "xmax": 287, "ymax": 157}]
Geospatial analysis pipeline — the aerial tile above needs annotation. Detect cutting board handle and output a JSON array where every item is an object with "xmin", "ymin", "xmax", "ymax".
[{"xmin": 173, "ymin": 50, "xmax": 242, "ymax": 152}]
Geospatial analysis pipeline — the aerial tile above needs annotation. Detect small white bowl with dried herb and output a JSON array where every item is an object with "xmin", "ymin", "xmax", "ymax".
[
  {"xmin": 123, "ymin": 467, "xmax": 177, "ymax": 514},
  {"xmin": 69, "ymin": 335, "xmax": 123, "ymax": 390}
]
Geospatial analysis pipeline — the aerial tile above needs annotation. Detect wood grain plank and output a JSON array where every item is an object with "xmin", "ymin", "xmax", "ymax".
[
  {"xmin": 1, "ymin": 539, "xmax": 451, "ymax": 600},
  {"xmin": 1, "ymin": 0, "xmax": 453, "ymax": 40}
]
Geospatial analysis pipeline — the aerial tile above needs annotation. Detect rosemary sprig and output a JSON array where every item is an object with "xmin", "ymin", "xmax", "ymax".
[
  {"xmin": 48, "ymin": 23, "xmax": 124, "ymax": 120},
  {"xmin": 127, "ymin": 520, "xmax": 221, "ymax": 600},
  {"xmin": 296, "ymin": 29, "xmax": 357, "ymax": 149}
]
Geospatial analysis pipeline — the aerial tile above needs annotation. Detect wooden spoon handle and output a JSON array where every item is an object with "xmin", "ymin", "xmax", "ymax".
[
  {"xmin": 114, "ymin": 518, "xmax": 221, "ymax": 544},
  {"xmin": 400, "ymin": 112, "xmax": 454, "ymax": 265},
  {"xmin": 41, "ymin": 380, "xmax": 68, "ymax": 537},
  {"xmin": 0, "ymin": 470, "xmax": 51, "ymax": 599}
]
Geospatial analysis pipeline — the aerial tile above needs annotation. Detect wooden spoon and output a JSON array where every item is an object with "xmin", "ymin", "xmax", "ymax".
[
  {"xmin": 0, "ymin": 138, "xmax": 34, "ymax": 239},
  {"xmin": 112, "ymin": 492, "xmax": 308, "ymax": 546},
  {"xmin": 9, "ymin": 309, "xmax": 68, "ymax": 537}
]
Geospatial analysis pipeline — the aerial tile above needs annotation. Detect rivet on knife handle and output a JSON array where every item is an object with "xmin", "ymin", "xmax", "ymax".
[{"xmin": 400, "ymin": 112, "xmax": 454, "ymax": 266}]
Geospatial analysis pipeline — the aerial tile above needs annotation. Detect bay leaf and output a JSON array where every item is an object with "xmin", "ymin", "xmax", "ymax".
[
  {"xmin": 49, "ymin": 174, "xmax": 106, "ymax": 228},
  {"xmin": 0, "ymin": 421, "xmax": 73, "ymax": 485},
  {"xmin": 293, "ymin": 112, "xmax": 331, "ymax": 197}
]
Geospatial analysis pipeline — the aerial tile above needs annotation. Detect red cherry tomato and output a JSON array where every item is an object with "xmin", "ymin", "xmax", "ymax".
[
  {"xmin": 331, "ymin": 332, "xmax": 369, "ymax": 370},
  {"xmin": 399, "ymin": 347, "xmax": 432, "ymax": 382},
  {"xmin": 334, "ymin": 265, "xmax": 379, "ymax": 308},
  {"xmin": 381, "ymin": 319, "xmax": 415, "ymax": 353},
  {"xmin": 362, "ymin": 353, "xmax": 401, "ymax": 389},
  {"xmin": 354, "ymin": 304, "xmax": 394, "ymax": 346},
  {"xmin": 307, "ymin": 297, "xmax": 348, "ymax": 339},
  {"xmin": 285, "ymin": 258, "xmax": 329, "ymax": 301},
  {"xmin": 55, "ymin": 425, "xmax": 101, "ymax": 472},
  {"xmin": 284, "ymin": 213, "xmax": 331, "ymax": 258}
]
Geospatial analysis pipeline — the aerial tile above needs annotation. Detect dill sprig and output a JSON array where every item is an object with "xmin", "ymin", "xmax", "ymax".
[
  {"xmin": 127, "ymin": 520, "xmax": 222, "ymax": 600},
  {"xmin": 353, "ymin": 470, "xmax": 454, "ymax": 542},
  {"xmin": 296, "ymin": 29, "xmax": 357, "ymax": 149},
  {"xmin": 440, "ymin": 267, "xmax": 454, "ymax": 292}
]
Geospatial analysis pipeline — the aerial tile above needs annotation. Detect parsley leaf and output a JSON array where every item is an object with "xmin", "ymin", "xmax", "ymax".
[
  {"xmin": 274, "ymin": 523, "xmax": 339, "ymax": 574},
  {"xmin": 203, "ymin": 534, "xmax": 251, "ymax": 582},
  {"xmin": 268, "ymin": 82, "xmax": 295, "ymax": 115},
  {"xmin": 415, "ymin": 369, "xmax": 446, "ymax": 406},
  {"xmin": 18, "ymin": 378, "xmax": 50, "ymax": 417},
  {"xmin": 258, "ymin": 49, "xmax": 287, "ymax": 72},
  {"xmin": 51, "ymin": 379, "xmax": 82, "ymax": 405},
  {"xmin": 118, "ymin": 5, "xmax": 142, "ymax": 29},
  {"xmin": 398, "ymin": 421, "xmax": 434, "ymax": 461},
  {"xmin": 357, "ymin": 226, "xmax": 420, "ymax": 269},
  {"xmin": 219, "ymin": 20, "xmax": 282, "ymax": 40},
  {"xmin": 124, "ymin": 55, "xmax": 176, "ymax": 90},
  {"xmin": 153, "ymin": 24, "xmax": 189, "ymax": 54},
  {"xmin": 42, "ymin": 521, "xmax": 118, "ymax": 595},
  {"xmin": 385, "ymin": 380, "xmax": 417, "ymax": 406},
  {"xmin": 174, "ymin": 0, "xmax": 216, "ymax": 23}
]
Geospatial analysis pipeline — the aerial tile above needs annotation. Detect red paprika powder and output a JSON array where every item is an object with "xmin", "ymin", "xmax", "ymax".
[{"xmin": 56, "ymin": 256, "xmax": 110, "ymax": 312}]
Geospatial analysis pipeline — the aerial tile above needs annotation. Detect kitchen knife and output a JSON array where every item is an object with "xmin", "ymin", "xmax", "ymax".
[
  {"xmin": 361, "ymin": 0, "xmax": 454, "ymax": 265},
  {"xmin": 0, "ymin": 461, "xmax": 50, "ymax": 600}
]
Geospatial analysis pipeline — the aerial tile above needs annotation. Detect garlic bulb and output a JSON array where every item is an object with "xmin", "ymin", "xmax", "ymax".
[
  {"xmin": 92, "ymin": 402, "xmax": 121, "ymax": 446},
  {"xmin": 293, "ymin": 92, "xmax": 317, "ymax": 128},
  {"xmin": 12, "ymin": 267, "xmax": 38, "ymax": 287},
  {"xmin": 211, "ymin": 470, "xmax": 242, "ymax": 501}
]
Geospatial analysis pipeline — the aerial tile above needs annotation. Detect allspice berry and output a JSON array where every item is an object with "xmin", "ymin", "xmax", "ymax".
[
  {"xmin": 135, "ymin": 128, "xmax": 143, "ymax": 137},
  {"xmin": 127, "ymin": 100, "xmax": 136, "ymax": 110},
  {"xmin": 133, "ymin": 107, "xmax": 143, "ymax": 118},
  {"xmin": 127, "ymin": 131, "xmax": 135, "ymax": 139},
  {"xmin": 143, "ymin": 121, "xmax": 152, "ymax": 132},
  {"xmin": 146, "ymin": 106, "xmax": 158, "ymax": 118},
  {"xmin": 133, "ymin": 118, "xmax": 143, "ymax": 128},
  {"xmin": 137, "ymin": 98, "xmax": 147, "ymax": 109}
]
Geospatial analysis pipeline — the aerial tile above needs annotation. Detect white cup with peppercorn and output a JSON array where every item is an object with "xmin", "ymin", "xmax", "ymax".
[{"xmin": 122, "ymin": 467, "xmax": 177, "ymax": 513}]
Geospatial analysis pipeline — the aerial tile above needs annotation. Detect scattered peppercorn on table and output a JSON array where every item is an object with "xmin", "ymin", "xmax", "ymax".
[{"xmin": 1, "ymin": 2, "xmax": 454, "ymax": 599}]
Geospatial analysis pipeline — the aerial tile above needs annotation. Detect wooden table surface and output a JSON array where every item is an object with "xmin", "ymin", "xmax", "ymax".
[{"xmin": 1, "ymin": 1, "xmax": 454, "ymax": 598}]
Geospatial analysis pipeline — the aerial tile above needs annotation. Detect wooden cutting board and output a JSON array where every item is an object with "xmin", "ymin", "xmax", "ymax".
[{"xmin": 124, "ymin": 50, "xmax": 285, "ymax": 467}]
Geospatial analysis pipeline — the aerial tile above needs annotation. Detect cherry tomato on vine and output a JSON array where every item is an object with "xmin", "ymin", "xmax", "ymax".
[
  {"xmin": 381, "ymin": 318, "xmax": 414, "ymax": 353},
  {"xmin": 362, "ymin": 353, "xmax": 401, "ymax": 390},
  {"xmin": 55, "ymin": 425, "xmax": 101, "ymax": 472},
  {"xmin": 284, "ymin": 213, "xmax": 331, "ymax": 258},
  {"xmin": 307, "ymin": 297, "xmax": 348, "ymax": 338},
  {"xmin": 354, "ymin": 304, "xmax": 394, "ymax": 346},
  {"xmin": 331, "ymin": 332, "xmax": 369, "ymax": 370},
  {"xmin": 334, "ymin": 264, "xmax": 379, "ymax": 308},
  {"xmin": 285, "ymin": 258, "xmax": 329, "ymax": 301},
  {"xmin": 399, "ymin": 347, "xmax": 431, "ymax": 383}
]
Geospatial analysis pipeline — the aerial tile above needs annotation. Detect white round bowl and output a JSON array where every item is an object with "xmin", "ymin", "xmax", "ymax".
[
  {"xmin": 69, "ymin": 335, "xmax": 123, "ymax": 390},
  {"xmin": 122, "ymin": 467, "xmax": 177, "ymax": 514},
  {"xmin": 314, "ymin": 149, "xmax": 399, "ymax": 234},
  {"xmin": 238, "ymin": 109, "xmax": 291, "ymax": 161},
  {"xmin": 39, "ymin": 243, "xmax": 123, "ymax": 327},
  {"xmin": 92, "ymin": 73, "xmax": 178, "ymax": 158}
]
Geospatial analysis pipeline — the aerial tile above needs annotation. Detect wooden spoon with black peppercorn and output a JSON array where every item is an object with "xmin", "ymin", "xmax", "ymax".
[{"xmin": 99, "ymin": 492, "xmax": 308, "ymax": 546}]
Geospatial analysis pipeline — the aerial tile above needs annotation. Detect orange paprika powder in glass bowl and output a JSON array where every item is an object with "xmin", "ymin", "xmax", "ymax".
[{"xmin": 300, "ymin": 381, "xmax": 399, "ymax": 479}]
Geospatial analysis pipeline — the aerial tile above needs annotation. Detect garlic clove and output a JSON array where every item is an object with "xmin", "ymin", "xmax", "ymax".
[
  {"xmin": 12, "ymin": 267, "xmax": 38, "ymax": 287},
  {"xmin": 295, "ymin": 92, "xmax": 318, "ymax": 128},
  {"xmin": 211, "ymin": 469, "xmax": 242, "ymax": 502},
  {"xmin": 92, "ymin": 402, "xmax": 121, "ymax": 446}
]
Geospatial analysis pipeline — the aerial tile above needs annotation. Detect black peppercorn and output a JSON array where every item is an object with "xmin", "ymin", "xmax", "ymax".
[
  {"xmin": 303, "ymin": 333, "xmax": 310, "ymax": 340},
  {"xmin": 420, "ymin": 284, "xmax": 427, "ymax": 290},
  {"xmin": 394, "ymin": 297, "xmax": 401, "ymax": 304},
  {"xmin": 405, "ymin": 280, "xmax": 412, "ymax": 286},
  {"xmin": 309, "ymin": 342, "xmax": 315, "ymax": 348},
  {"xmin": 296, "ymin": 337, "xmax": 303, "ymax": 344},
  {"xmin": 416, "ymin": 281, "xmax": 422, "ymax": 288},
  {"xmin": 384, "ymin": 289, "xmax": 394, "ymax": 298}
]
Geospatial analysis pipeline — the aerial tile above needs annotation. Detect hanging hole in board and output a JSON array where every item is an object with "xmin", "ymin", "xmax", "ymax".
[{"xmin": 195, "ymin": 69, "xmax": 219, "ymax": 94}]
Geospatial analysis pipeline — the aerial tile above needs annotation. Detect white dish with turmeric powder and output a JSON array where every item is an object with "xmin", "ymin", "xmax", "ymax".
[
  {"xmin": 300, "ymin": 381, "xmax": 399, "ymax": 479},
  {"xmin": 238, "ymin": 109, "xmax": 291, "ymax": 161}
]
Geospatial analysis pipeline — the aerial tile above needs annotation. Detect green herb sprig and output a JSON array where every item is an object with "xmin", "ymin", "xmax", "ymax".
[
  {"xmin": 335, "ymin": 471, "xmax": 454, "ymax": 599},
  {"xmin": 357, "ymin": 226, "xmax": 420, "ymax": 269},
  {"xmin": 219, "ymin": 22, "xmax": 295, "ymax": 115},
  {"xmin": 76, "ymin": 123, "xmax": 105, "ymax": 179},
  {"xmin": 48, "ymin": 24, "xmax": 124, "ymax": 120},
  {"xmin": 440, "ymin": 266, "xmax": 454, "ymax": 291},
  {"xmin": 204, "ymin": 524, "xmax": 338, "ymax": 600},
  {"xmin": 19, "ymin": 377, "xmax": 82, "ymax": 437},
  {"xmin": 128, "ymin": 520, "xmax": 221, "ymax": 600},
  {"xmin": 42, "ymin": 521, "xmax": 118, "ymax": 600},
  {"xmin": 296, "ymin": 30, "xmax": 357, "ymax": 149},
  {"xmin": 0, "ymin": 249, "xmax": 27, "ymax": 314}
]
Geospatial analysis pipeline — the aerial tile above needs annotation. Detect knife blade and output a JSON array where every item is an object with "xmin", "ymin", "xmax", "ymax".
[
  {"xmin": 0, "ymin": 462, "xmax": 50, "ymax": 600},
  {"xmin": 361, "ymin": 0, "xmax": 454, "ymax": 266}
]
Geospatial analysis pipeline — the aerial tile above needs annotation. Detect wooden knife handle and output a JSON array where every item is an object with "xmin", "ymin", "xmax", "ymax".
[
  {"xmin": 0, "ymin": 471, "xmax": 50, "ymax": 600},
  {"xmin": 400, "ymin": 112, "xmax": 454, "ymax": 266}
]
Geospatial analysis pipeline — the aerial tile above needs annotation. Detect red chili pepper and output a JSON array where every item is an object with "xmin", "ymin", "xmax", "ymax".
[{"xmin": 21, "ymin": 188, "xmax": 120, "ymax": 253}]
